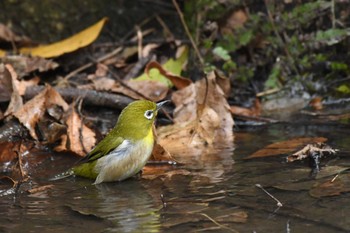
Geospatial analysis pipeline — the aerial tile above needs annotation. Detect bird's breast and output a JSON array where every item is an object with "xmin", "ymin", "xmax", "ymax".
[{"xmin": 94, "ymin": 133, "xmax": 154, "ymax": 184}]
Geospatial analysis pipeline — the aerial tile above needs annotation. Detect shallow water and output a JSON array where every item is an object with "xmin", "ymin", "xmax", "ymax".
[{"xmin": 1, "ymin": 122, "xmax": 350, "ymax": 233}]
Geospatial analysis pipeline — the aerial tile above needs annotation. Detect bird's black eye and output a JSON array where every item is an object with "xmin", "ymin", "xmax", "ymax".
[{"xmin": 144, "ymin": 110, "xmax": 154, "ymax": 120}]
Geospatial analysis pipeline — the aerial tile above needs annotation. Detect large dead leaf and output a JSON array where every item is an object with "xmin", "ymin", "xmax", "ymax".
[
  {"xmin": 55, "ymin": 106, "xmax": 96, "ymax": 156},
  {"xmin": 4, "ymin": 64, "xmax": 23, "ymax": 116},
  {"xmin": 20, "ymin": 18, "xmax": 107, "ymax": 58},
  {"xmin": 0, "ymin": 56, "xmax": 58, "ymax": 78},
  {"xmin": 246, "ymin": 137, "xmax": 328, "ymax": 159},
  {"xmin": 13, "ymin": 85, "xmax": 69, "ymax": 140},
  {"xmin": 157, "ymin": 71, "xmax": 234, "ymax": 156}
]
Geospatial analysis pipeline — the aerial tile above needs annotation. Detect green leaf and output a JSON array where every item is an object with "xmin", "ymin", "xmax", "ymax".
[
  {"xmin": 336, "ymin": 84, "xmax": 350, "ymax": 94},
  {"xmin": 213, "ymin": 46, "xmax": 231, "ymax": 61},
  {"xmin": 265, "ymin": 64, "xmax": 282, "ymax": 89},
  {"xmin": 135, "ymin": 47, "xmax": 188, "ymax": 87},
  {"xmin": 315, "ymin": 28, "xmax": 350, "ymax": 45}
]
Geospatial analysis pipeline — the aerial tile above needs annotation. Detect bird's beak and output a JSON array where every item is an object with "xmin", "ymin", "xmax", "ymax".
[{"xmin": 156, "ymin": 100, "xmax": 170, "ymax": 110}]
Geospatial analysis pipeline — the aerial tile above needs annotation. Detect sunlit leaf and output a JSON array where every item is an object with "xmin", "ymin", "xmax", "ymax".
[
  {"xmin": 213, "ymin": 46, "xmax": 231, "ymax": 61},
  {"xmin": 135, "ymin": 46, "xmax": 189, "ymax": 88},
  {"xmin": 336, "ymin": 84, "xmax": 350, "ymax": 94},
  {"xmin": 20, "ymin": 17, "xmax": 108, "ymax": 58}
]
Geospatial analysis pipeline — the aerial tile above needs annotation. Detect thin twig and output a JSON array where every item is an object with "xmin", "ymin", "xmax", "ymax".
[
  {"xmin": 256, "ymin": 184, "xmax": 283, "ymax": 207},
  {"xmin": 200, "ymin": 213, "xmax": 240, "ymax": 233},
  {"xmin": 135, "ymin": 25, "xmax": 143, "ymax": 60},
  {"xmin": 172, "ymin": 0, "xmax": 204, "ymax": 66},
  {"xmin": 331, "ymin": 173, "xmax": 340, "ymax": 183},
  {"xmin": 155, "ymin": 14, "xmax": 175, "ymax": 41},
  {"xmin": 62, "ymin": 47, "xmax": 122, "ymax": 81}
]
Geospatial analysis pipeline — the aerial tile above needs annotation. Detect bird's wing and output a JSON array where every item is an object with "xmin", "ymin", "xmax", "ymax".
[{"xmin": 82, "ymin": 135, "xmax": 125, "ymax": 163}]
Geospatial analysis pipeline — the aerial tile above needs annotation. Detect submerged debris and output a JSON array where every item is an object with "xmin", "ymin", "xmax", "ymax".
[{"xmin": 287, "ymin": 142, "xmax": 338, "ymax": 174}]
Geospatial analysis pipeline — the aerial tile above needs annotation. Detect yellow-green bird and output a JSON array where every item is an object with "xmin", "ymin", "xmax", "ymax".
[{"xmin": 54, "ymin": 100, "xmax": 168, "ymax": 184}]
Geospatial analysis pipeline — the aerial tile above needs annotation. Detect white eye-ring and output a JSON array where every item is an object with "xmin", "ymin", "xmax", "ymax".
[{"xmin": 144, "ymin": 110, "xmax": 154, "ymax": 120}]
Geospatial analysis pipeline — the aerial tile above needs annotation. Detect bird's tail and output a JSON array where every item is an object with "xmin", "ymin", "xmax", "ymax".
[{"xmin": 49, "ymin": 169, "xmax": 74, "ymax": 181}]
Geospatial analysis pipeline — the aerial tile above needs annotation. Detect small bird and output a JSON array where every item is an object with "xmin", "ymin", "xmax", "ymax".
[{"xmin": 53, "ymin": 99, "xmax": 168, "ymax": 184}]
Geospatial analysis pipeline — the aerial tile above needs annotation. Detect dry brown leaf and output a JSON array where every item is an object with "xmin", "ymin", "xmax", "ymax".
[
  {"xmin": 150, "ymin": 141, "xmax": 175, "ymax": 162},
  {"xmin": 13, "ymin": 85, "xmax": 69, "ymax": 140},
  {"xmin": 309, "ymin": 174, "xmax": 350, "ymax": 198},
  {"xmin": 309, "ymin": 97, "xmax": 323, "ymax": 110},
  {"xmin": 246, "ymin": 137, "xmax": 328, "ymax": 159},
  {"xmin": 145, "ymin": 61, "xmax": 192, "ymax": 89},
  {"xmin": 287, "ymin": 142, "xmax": 338, "ymax": 162},
  {"xmin": 55, "ymin": 106, "xmax": 96, "ymax": 156},
  {"xmin": 0, "ymin": 64, "xmax": 14, "ymax": 102},
  {"xmin": 157, "ymin": 71, "xmax": 234, "ymax": 156},
  {"xmin": 142, "ymin": 167, "xmax": 191, "ymax": 180},
  {"xmin": 16, "ymin": 76, "xmax": 40, "ymax": 95},
  {"xmin": 220, "ymin": 9, "xmax": 248, "ymax": 35},
  {"xmin": 230, "ymin": 98, "xmax": 261, "ymax": 117},
  {"xmin": 112, "ymin": 79, "xmax": 168, "ymax": 102},
  {"xmin": 0, "ymin": 56, "xmax": 58, "ymax": 78},
  {"xmin": 92, "ymin": 77, "xmax": 116, "ymax": 91},
  {"xmin": 4, "ymin": 64, "xmax": 23, "ymax": 116},
  {"xmin": 0, "ymin": 142, "xmax": 18, "ymax": 163}
]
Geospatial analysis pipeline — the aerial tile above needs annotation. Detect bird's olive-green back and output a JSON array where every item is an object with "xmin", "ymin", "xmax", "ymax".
[{"xmin": 83, "ymin": 100, "xmax": 158, "ymax": 162}]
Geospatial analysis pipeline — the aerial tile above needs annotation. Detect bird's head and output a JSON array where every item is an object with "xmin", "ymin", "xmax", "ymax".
[{"xmin": 114, "ymin": 100, "xmax": 168, "ymax": 140}]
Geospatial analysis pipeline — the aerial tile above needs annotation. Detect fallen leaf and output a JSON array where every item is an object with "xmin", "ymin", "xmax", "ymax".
[
  {"xmin": 150, "ymin": 140, "xmax": 175, "ymax": 162},
  {"xmin": 0, "ymin": 142, "xmax": 18, "ymax": 163},
  {"xmin": 246, "ymin": 137, "xmax": 328, "ymax": 159},
  {"xmin": 144, "ymin": 61, "xmax": 191, "ymax": 89},
  {"xmin": 16, "ymin": 76, "xmax": 40, "ymax": 96},
  {"xmin": 230, "ymin": 98, "xmax": 261, "ymax": 117},
  {"xmin": 92, "ymin": 77, "xmax": 116, "ymax": 92},
  {"xmin": 287, "ymin": 142, "xmax": 338, "ymax": 162},
  {"xmin": 220, "ymin": 9, "xmax": 248, "ymax": 35},
  {"xmin": 0, "ymin": 64, "xmax": 14, "ymax": 102},
  {"xmin": 309, "ymin": 97, "xmax": 323, "ymax": 110},
  {"xmin": 142, "ymin": 167, "xmax": 190, "ymax": 180},
  {"xmin": 214, "ymin": 71, "xmax": 231, "ymax": 97},
  {"xmin": 135, "ymin": 46, "xmax": 190, "ymax": 89},
  {"xmin": 55, "ymin": 105, "xmax": 96, "ymax": 156},
  {"xmin": 310, "ymin": 174, "xmax": 350, "ymax": 198},
  {"xmin": 20, "ymin": 17, "xmax": 108, "ymax": 58},
  {"xmin": 0, "ymin": 23, "xmax": 31, "ymax": 44},
  {"xmin": 0, "ymin": 55, "xmax": 58, "ymax": 78},
  {"xmin": 13, "ymin": 85, "xmax": 69, "ymax": 140},
  {"xmin": 4, "ymin": 64, "xmax": 23, "ymax": 116},
  {"xmin": 157, "ymin": 71, "xmax": 234, "ymax": 156}
]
